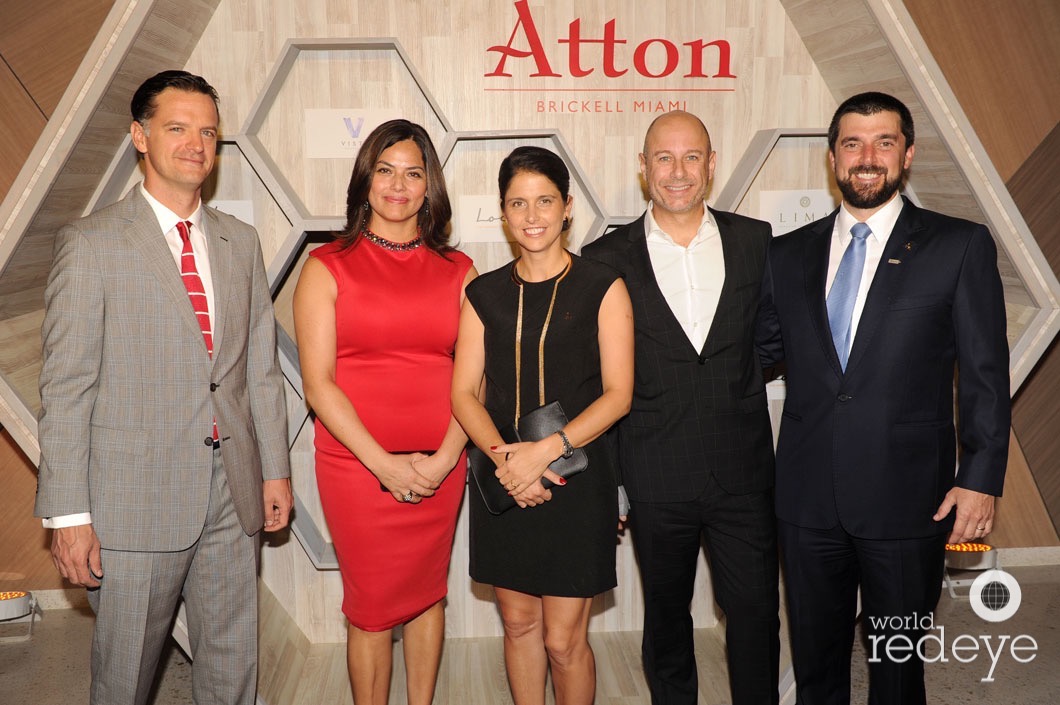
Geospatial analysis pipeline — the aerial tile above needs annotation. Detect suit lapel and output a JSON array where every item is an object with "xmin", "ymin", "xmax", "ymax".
[
  {"xmin": 625, "ymin": 217, "xmax": 700, "ymax": 359},
  {"xmin": 700, "ymin": 211, "xmax": 740, "ymax": 358},
  {"xmin": 204, "ymin": 208, "xmax": 230, "ymax": 359},
  {"xmin": 803, "ymin": 210, "xmax": 842, "ymax": 376},
  {"xmin": 844, "ymin": 198, "xmax": 924, "ymax": 374},
  {"xmin": 123, "ymin": 190, "xmax": 207, "ymax": 345}
]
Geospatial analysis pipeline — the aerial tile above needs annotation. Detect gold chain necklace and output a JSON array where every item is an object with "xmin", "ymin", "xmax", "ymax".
[{"xmin": 512, "ymin": 252, "xmax": 573, "ymax": 424}]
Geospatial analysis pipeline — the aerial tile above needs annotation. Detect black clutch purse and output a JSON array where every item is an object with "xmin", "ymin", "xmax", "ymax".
[{"xmin": 468, "ymin": 401, "xmax": 588, "ymax": 515}]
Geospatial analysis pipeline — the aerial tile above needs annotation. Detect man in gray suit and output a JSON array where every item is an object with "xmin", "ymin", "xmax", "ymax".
[{"xmin": 35, "ymin": 70, "xmax": 292, "ymax": 705}]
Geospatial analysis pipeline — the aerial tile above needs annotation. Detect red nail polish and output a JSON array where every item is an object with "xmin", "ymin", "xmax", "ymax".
[
  {"xmin": 558, "ymin": 477, "xmax": 567, "ymax": 485},
  {"xmin": 489, "ymin": 445, "xmax": 498, "ymax": 451}
]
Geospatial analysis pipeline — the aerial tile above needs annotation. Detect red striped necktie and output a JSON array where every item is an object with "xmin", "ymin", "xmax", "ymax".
[{"xmin": 176, "ymin": 220, "xmax": 218, "ymax": 441}]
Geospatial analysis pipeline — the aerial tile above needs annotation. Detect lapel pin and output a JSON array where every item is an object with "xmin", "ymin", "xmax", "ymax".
[
  {"xmin": 904, "ymin": 242, "xmax": 914, "ymax": 250},
  {"xmin": 887, "ymin": 258, "xmax": 902, "ymax": 264}
]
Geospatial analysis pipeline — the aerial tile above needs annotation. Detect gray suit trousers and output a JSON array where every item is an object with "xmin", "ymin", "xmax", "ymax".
[{"xmin": 87, "ymin": 448, "xmax": 258, "ymax": 705}]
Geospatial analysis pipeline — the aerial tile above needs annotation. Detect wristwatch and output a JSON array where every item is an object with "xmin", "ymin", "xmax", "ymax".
[{"xmin": 557, "ymin": 430, "xmax": 574, "ymax": 459}]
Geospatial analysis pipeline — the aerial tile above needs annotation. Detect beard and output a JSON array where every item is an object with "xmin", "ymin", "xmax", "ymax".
[{"xmin": 836, "ymin": 163, "xmax": 906, "ymax": 210}]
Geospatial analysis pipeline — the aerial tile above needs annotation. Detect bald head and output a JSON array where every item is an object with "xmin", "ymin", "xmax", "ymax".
[{"xmin": 642, "ymin": 110, "xmax": 712, "ymax": 159}]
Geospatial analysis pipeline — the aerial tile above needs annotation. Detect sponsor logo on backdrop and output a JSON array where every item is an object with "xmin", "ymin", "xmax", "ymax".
[
  {"xmin": 456, "ymin": 195, "xmax": 510, "ymax": 244},
  {"xmin": 758, "ymin": 190, "xmax": 838, "ymax": 236},
  {"xmin": 485, "ymin": 0, "xmax": 736, "ymax": 114},
  {"xmin": 304, "ymin": 109, "xmax": 400, "ymax": 159}
]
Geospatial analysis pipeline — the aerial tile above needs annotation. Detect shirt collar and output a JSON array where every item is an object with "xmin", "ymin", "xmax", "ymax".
[
  {"xmin": 139, "ymin": 183, "xmax": 204, "ymax": 236},
  {"xmin": 645, "ymin": 201, "xmax": 718, "ymax": 245},
  {"xmin": 836, "ymin": 192, "xmax": 904, "ymax": 244}
]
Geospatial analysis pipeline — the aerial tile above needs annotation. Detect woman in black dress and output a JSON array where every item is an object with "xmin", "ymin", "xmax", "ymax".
[{"xmin": 452, "ymin": 146, "xmax": 633, "ymax": 705}]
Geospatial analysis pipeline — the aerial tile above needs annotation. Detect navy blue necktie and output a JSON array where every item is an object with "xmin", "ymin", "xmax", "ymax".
[{"xmin": 827, "ymin": 222, "xmax": 872, "ymax": 370}]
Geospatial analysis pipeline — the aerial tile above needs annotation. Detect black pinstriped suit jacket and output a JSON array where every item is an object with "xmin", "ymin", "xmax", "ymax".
[{"xmin": 581, "ymin": 209, "xmax": 774, "ymax": 503}]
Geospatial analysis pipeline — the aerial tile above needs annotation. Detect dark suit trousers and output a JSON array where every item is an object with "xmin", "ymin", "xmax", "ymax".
[
  {"xmin": 631, "ymin": 472, "xmax": 780, "ymax": 705},
  {"xmin": 778, "ymin": 521, "xmax": 947, "ymax": 705}
]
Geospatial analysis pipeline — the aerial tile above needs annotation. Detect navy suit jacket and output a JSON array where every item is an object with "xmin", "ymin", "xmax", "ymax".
[
  {"xmin": 757, "ymin": 197, "xmax": 1009, "ymax": 539},
  {"xmin": 582, "ymin": 209, "xmax": 775, "ymax": 503}
]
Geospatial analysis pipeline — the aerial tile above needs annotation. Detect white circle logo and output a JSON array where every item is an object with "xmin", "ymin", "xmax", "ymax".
[{"xmin": 969, "ymin": 569, "xmax": 1022, "ymax": 622}]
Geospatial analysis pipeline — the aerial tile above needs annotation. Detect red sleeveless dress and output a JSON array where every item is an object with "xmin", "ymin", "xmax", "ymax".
[{"xmin": 310, "ymin": 238, "xmax": 471, "ymax": 630}]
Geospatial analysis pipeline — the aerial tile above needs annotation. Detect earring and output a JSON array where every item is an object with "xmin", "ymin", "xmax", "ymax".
[
  {"xmin": 422, "ymin": 197, "xmax": 430, "ymax": 217},
  {"xmin": 562, "ymin": 217, "xmax": 570, "ymax": 230},
  {"xmin": 362, "ymin": 201, "xmax": 370, "ymax": 211}
]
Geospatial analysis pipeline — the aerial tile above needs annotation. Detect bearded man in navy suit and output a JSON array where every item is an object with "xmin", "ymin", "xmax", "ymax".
[{"xmin": 757, "ymin": 92, "xmax": 1010, "ymax": 705}]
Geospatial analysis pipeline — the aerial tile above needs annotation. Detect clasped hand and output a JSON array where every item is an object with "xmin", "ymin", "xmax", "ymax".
[
  {"xmin": 375, "ymin": 452, "xmax": 438, "ymax": 504},
  {"xmin": 492, "ymin": 439, "xmax": 565, "ymax": 508}
]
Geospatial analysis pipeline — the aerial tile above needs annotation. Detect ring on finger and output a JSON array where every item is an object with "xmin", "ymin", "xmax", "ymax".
[{"xmin": 402, "ymin": 490, "xmax": 415, "ymax": 503}]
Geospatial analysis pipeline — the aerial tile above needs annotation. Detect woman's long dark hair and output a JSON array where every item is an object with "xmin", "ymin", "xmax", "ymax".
[{"xmin": 336, "ymin": 119, "xmax": 453, "ymax": 254}]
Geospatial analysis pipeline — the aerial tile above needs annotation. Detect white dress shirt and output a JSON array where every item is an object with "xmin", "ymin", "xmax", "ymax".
[
  {"xmin": 826, "ymin": 193, "xmax": 905, "ymax": 342},
  {"xmin": 43, "ymin": 187, "xmax": 214, "ymax": 529},
  {"xmin": 143, "ymin": 185, "xmax": 216, "ymax": 330},
  {"xmin": 644, "ymin": 202, "xmax": 725, "ymax": 352}
]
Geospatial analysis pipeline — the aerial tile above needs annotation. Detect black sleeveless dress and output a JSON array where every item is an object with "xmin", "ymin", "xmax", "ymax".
[{"xmin": 465, "ymin": 253, "xmax": 620, "ymax": 597}]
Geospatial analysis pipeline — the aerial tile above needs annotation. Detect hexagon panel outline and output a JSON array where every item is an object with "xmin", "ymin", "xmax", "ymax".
[
  {"xmin": 236, "ymin": 37, "xmax": 454, "ymax": 224},
  {"xmin": 438, "ymin": 129, "xmax": 610, "ymax": 252}
]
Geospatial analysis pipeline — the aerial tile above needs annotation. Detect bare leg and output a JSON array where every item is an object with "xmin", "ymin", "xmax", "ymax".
[
  {"xmin": 542, "ymin": 596, "xmax": 596, "ymax": 705},
  {"xmin": 402, "ymin": 601, "xmax": 445, "ymax": 705},
  {"xmin": 347, "ymin": 623, "xmax": 393, "ymax": 705},
  {"xmin": 495, "ymin": 587, "xmax": 548, "ymax": 705}
]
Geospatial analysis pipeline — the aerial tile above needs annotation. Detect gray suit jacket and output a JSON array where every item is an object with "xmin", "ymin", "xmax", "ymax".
[{"xmin": 35, "ymin": 186, "xmax": 291, "ymax": 551}]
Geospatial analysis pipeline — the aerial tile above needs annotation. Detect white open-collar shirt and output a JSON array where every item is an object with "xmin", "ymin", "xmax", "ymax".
[{"xmin": 644, "ymin": 201, "xmax": 725, "ymax": 353}]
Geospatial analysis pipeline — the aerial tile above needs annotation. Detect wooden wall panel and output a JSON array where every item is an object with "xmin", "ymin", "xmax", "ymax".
[
  {"xmin": 902, "ymin": 0, "xmax": 1060, "ymax": 544},
  {"xmin": 0, "ymin": 62, "xmax": 46, "ymax": 203},
  {"xmin": 989, "ymin": 430, "xmax": 1060, "ymax": 548},
  {"xmin": 0, "ymin": 0, "xmax": 223, "ymax": 427},
  {"xmin": 182, "ymin": 0, "xmax": 839, "ymax": 642},
  {"xmin": 1008, "ymin": 123, "xmax": 1060, "ymax": 538},
  {"xmin": 5, "ymin": 0, "xmax": 1058, "ymax": 652},
  {"xmin": 0, "ymin": 0, "xmax": 149, "ymax": 598},
  {"xmin": 0, "ymin": 0, "xmax": 116, "ymax": 117},
  {"xmin": 904, "ymin": 0, "xmax": 1060, "ymax": 182},
  {"xmin": 780, "ymin": 0, "xmax": 1060, "ymax": 550},
  {"xmin": 778, "ymin": 0, "xmax": 1045, "ymax": 382},
  {"xmin": 0, "ymin": 429, "xmax": 64, "ymax": 592}
]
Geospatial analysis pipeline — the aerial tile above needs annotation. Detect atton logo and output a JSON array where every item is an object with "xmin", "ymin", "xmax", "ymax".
[
  {"xmin": 486, "ymin": 0, "xmax": 735, "ymax": 80},
  {"xmin": 969, "ymin": 569, "xmax": 1022, "ymax": 623}
]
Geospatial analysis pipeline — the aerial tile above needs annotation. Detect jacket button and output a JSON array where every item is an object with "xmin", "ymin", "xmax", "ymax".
[
  {"xmin": 210, "ymin": 382, "xmax": 218, "ymax": 391},
  {"xmin": 203, "ymin": 437, "xmax": 214, "ymax": 446},
  {"xmin": 838, "ymin": 394, "xmax": 851, "ymax": 402}
]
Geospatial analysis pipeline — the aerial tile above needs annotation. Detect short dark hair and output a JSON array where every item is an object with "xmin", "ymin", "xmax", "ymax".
[
  {"xmin": 498, "ymin": 146, "xmax": 571, "ymax": 230},
  {"xmin": 130, "ymin": 70, "xmax": 219, "ymax": 125},
  {"xmin": 338, "ymin": 119, "xmax": 453, "ymax": 254},
  {"xmin": 828, "ymin": 92, "xmax": 915, "ymax": 151}
]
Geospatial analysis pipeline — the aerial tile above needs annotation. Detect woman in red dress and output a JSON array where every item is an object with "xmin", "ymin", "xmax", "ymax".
[{"xmin": 294, "ymin": 119, "xmax": 475, "ymax": 705}]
